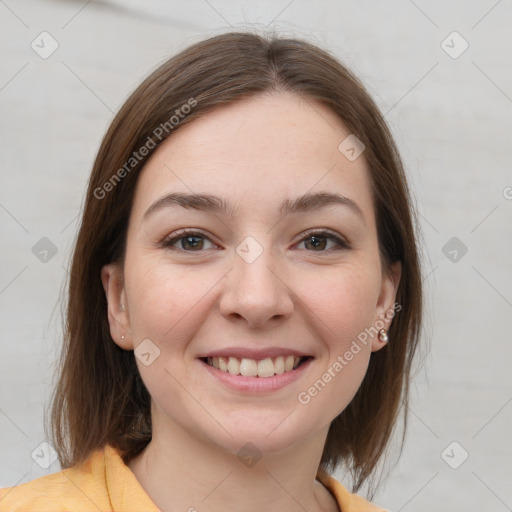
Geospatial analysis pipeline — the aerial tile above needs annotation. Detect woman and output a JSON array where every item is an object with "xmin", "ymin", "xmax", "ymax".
[{"xmin": 0, "ymin": 31, "xmax": 422, "ymax": 511}]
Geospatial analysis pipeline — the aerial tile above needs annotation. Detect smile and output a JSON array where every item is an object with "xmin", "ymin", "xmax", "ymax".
[{"xmin": 201, "ymin": 355, "xmax": 311, "ymax": 378}]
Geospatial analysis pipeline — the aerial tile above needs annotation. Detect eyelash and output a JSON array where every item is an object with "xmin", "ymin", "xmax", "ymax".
[{"xmin": 160, "ymin": 228, "xmax": 350, "ymax": 253}]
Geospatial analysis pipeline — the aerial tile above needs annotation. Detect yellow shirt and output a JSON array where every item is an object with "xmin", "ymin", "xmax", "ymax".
[{"xmin": 0, "ymin": 444, "xmax": 386, "ymax": 511}]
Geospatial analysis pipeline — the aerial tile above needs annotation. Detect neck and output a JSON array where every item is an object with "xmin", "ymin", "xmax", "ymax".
[{"xmin": 128, "ymin": 407, "xmax": 338, "ymax": 512}]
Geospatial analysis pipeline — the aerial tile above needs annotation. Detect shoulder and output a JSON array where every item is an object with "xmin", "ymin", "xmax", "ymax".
[
  {"xmin": 316, "ymin": 468, "xmax": 390, "ymax": 512},
  {"xmin": 0, "ymin": 446, "xmax": 112, "ymax": 512},
  {"xmin": 0, "ymin": 444, "xmax": 159, "ymax": 512}
]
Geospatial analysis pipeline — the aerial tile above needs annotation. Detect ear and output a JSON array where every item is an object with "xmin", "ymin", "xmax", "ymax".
[
  {"xmin": 101, "ymin": 263, "xmax": 133, "ymax": 350},
  {"xmin": 371, "ymin": 260, "xmax": 401, "ymax": 353}
]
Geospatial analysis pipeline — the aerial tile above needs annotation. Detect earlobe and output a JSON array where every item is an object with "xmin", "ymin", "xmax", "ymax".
[
  {"xmin": 101, "ymin": 263, "xmax": 133, "ymax": 350},
  {"xmin": 371, "ymin": 260, "xmax": 402, "ymax": 352},
  {"xmin": 371, "ymin": 328, "xmax": 390, "ymax": 352}
]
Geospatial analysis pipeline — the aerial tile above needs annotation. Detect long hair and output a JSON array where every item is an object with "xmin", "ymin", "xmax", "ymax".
[{"xmin": 47, "ymin": 30, "xmax": 423, "ymax": 495}]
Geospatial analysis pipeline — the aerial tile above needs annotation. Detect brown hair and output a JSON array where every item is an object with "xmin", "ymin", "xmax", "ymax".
[{"xmin": 47, "ymin": 30, "xmax": 422, "ymax": 495}]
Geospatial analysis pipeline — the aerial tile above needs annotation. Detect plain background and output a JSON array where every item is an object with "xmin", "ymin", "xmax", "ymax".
[{"xmin": 1, "ymin": 1, "xmax": 511, "ymax": 511}]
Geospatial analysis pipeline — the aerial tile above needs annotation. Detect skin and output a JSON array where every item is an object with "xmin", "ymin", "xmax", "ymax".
[{"xmin": 102, "ymin": 91, "xmax": 401, "ymax": 512}]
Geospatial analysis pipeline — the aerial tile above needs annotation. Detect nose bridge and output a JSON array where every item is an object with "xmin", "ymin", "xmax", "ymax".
[{"xmin": 220, "ymin": 235, "xmax": 293, "ymax": 325}]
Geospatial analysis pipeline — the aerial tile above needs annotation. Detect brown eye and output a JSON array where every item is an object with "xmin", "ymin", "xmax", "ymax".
[
  {"xmin": 304, "ymin": 235, "xmax": 328, "ymax": 251},
  {"xmin": 162, "ymin": 230, "xmax": 215, "ymax": 251},
  {"xmin": 179, "ymin": 235, "xmax": 205, "ymax": 250},
  {"xmin": 298, "ymin": 230, "xmax": 348, "ymax": 252}
]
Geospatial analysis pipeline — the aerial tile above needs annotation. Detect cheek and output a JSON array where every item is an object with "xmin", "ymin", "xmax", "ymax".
[
  {"xmin": 293, "ymin": 265, "xmax": 378, "ymax": 409},
  {"xmin": 295, "ymin": 301, "xmax": 375, "ymax": 419},
  {"xmin": 297, "ymin": 263, "xmax": 381, "ymax": 345},
  {"xmin": 124, "ymin": 259, "xmax": 213, "ymax": 404},
  {"xmin": 125, "ymin": 255, "xmax": 215, "ymax": 344}
]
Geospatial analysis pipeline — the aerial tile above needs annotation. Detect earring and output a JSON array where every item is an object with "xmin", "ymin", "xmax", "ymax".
[
  {"xmin": 121, "ymin": 304, "xmax": 125, "ymax": 311},
  {"xmin": 121, "ymin": 335, "xmax": 125, "ymax": 340},
  {"xmin": 378, "ymin": 329, "xmax": 388, "ymax": 342}
]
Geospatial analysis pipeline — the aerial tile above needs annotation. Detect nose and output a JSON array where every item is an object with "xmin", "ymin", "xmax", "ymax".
[{"xmin": 219, "ymin": 242, "xmax": 294, "ymax": 328}]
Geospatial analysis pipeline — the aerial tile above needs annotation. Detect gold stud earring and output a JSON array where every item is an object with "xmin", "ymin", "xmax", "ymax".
[{"xmin": 378, "ymin": 329, "xmax": 388, "ymax": 342}]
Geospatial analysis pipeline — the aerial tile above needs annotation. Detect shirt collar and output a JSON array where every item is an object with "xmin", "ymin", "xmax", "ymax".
[
  {"xmin": 104, "ymin": 444, "xmax": 366, "ymax": 512},
  {"xmin": 104, "ymin": 444, "xmax": 160, "ymax": 511}
]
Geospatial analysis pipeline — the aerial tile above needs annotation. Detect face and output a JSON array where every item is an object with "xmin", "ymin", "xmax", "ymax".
[{"xmin": 102, "ymin": 92, "xmax": 400, "ymax": 456}]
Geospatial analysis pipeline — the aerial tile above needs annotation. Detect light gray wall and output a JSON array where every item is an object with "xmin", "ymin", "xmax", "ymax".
[{"xmin": 1, "ymin": 1, "xmax": 511, "ymax": 511}]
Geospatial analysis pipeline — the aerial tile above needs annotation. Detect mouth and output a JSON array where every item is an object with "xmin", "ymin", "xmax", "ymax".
[{"xmin": 199, "ymin": 355, "xmax": 313, "ymax": 378}]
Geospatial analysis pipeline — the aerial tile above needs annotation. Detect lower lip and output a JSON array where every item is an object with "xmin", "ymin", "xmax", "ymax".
[{"xmin": 199, "ymin": 358, "xmax": 313, "ymax": 392}]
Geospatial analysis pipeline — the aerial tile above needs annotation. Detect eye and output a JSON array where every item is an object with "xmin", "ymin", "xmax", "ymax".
[
  {"xmin": 160, "ymin": 228, "xmax": 349, "ymax": 253},
  {"xmin": 161, "ymin": 229, "xmax": 216, "ymax": 251},
  {"xmin": 296, "ymin": 230, "xmax": 349, "ymax": 251}
]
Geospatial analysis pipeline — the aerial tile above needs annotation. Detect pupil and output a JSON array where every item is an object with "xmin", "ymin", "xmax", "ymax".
[
  {"xmin": 184, "ymin": 236, "xmax": 202, "ymax": 249},
  {"xmin": 308, "ymin": 236, "xmax": 325, "ymax": 250}
]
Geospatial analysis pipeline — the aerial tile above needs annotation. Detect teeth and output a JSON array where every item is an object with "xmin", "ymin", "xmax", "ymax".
[
  {"xmin": 240, "ymin": 358, "xmax": 258, "ymax": 377},
  {"xmin": 257, "ymin": 358, "xmax": 274, "ymax": 378},
  {"xmin": 206, "ymin": 355, "xmax": 305, "ymax": 377},
  {"xmin": 227, "ymin": 357, "xmax": 240, "ymax": 375},
  {"xmin": 274, "ymin": 356, "xmax": 285, "ymax": 374},
  {"xmin": 218, "ymin": 356, "xmax": 228, "ymax": 372}
]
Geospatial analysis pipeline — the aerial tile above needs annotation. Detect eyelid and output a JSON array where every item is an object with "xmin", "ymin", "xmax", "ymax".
[
  {"xmin": 295, "ymin": 228, "xmax": 350, "ymax": 248},
  {"xmin": 160, "ymin": 228, "xmax": 219, "ymax": 249},
  {"xmin": 160, "ymin": 227, "xmax": 350, "ymax": 251}
]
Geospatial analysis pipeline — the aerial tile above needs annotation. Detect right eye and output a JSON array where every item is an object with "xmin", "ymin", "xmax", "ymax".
[{"xmin": 160, "ymin": 229, "xmax": 218, "ymax": 252}]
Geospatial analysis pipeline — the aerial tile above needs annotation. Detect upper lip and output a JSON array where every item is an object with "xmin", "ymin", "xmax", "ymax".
[{"xmin": 197, "ymin": 347, "xmax": 313, "ymax": 360}]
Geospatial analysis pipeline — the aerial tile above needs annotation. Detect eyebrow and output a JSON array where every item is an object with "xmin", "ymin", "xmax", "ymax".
[{"xmin": 142, "ymin": 191, "xmax": 365, "ymax": 224}]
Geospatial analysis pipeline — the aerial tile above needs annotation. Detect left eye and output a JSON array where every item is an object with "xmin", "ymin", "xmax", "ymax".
[{"xmin": 297, "ymin": 231, "xmax": 347, "ymax": 251}]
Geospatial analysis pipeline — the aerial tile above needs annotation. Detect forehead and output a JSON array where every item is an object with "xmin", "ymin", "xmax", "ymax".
[{"xmin": 130, "ymin": 91, "xmax": 375, "ymax": 224}]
